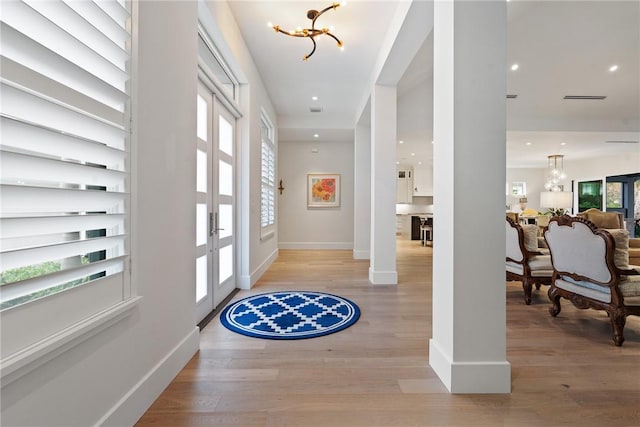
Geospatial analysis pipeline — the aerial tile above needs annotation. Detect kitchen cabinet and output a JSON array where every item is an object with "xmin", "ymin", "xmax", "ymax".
[
  {"xmin": 396, "ymin": 169, "xmax": 413, "ymax": 203},
  {"xmin": 413, "ymin": 164, "xmax": 433, "ymax": 196}
]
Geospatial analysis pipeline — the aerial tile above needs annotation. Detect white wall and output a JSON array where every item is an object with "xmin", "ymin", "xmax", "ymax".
[
  {"xmin": 1, "ymin": 1, "xmax": 279, "ymax": 425},
  {"xmin": 568, "ymin": 152, "xmax": 640, "ymax": 183},
  {"xmin": 506, "ymin": 167, "xmax": 546, "ymax": 212},
  {"xmin": 278, "ymin": 140, "xmax": 355, "ymax": 249}
]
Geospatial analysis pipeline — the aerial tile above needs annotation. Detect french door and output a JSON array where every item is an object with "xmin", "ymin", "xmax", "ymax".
[{"xmin": 196, "ymin": 81, "xmax": 236, "ymax": 323}]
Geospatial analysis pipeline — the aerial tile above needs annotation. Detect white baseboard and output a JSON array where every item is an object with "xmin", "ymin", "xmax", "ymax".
[
  {"xmin": 352, "ymin": 249, "xmax": 370, "ymax": 260},
  {"xmin": 278, "ymin": 242, "xmax": 354, "ymax": 250},
  {"xmin": 368, "ymin": 267, "xmax": 397, "ymax": 284},
  {"xmin": 97, "ymin": 327, "xmax": 200, "ymax": 427},
  {"xmin": 429, "ymin": 338, "xmax": 511, "ymax": 394},
  {"xmin": 238, "ymin": 248, "xmax": 278, "ymax": 290}
]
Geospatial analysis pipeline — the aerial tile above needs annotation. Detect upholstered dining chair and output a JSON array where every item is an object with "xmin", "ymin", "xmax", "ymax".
[
  {"xmin": 544, "ymin": 215, "xmax": 640, "ymax": 346},
  {"xmin": 506, "ymin": 217, "xmax": 554, "ymax": 304}
]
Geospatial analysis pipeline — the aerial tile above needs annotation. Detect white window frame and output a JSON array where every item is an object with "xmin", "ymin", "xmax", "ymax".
[
  {"xmin": 0, "ymin": 0, "xmax": 140, "ymax": 385},
  {"xmin": 260, "ymin": 111, "xmax": 276, "ymax": 239}
]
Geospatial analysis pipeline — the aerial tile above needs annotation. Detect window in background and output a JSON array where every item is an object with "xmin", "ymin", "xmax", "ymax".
[
  {"xmin": 260, "ymin": 113, "xmax": 276, "ymax": 235},
  {"xmin": 606, "ymin": 182, "xmax": 623, "ymax": 209},
  {"xmin": 198, "ymin": 32, "xmax": 238, "ymax": 101},
  {"xmin": 511, "ymin": 182, "xmax": 526, "ymax": 196}
]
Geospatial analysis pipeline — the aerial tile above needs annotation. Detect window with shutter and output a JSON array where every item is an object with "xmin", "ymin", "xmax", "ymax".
[
  {"xmin": 260, "ymin": 114, "xmax": 276, "ymax": 235},
  {"xmin": 0, "ymin": 0, "xmax": 135, "ymax": 380}
]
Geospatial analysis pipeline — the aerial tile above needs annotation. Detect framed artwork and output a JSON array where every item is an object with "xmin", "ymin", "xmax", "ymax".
[
  {"xmin": 578, "ymin": 179, "xmax": 603, "ymax": 211},
  {"xmin": 307, "ymin": 174, "xmax": 340, "ymax": 208}
]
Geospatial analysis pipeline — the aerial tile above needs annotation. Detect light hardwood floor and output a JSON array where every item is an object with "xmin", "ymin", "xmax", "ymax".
[{"xmin": 137, "ymin": 239, "xmax": 640, "ymax": 426}]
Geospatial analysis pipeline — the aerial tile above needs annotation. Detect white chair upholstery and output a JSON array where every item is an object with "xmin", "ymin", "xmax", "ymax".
[
  {"xmin": 545, "ymin": 215, "xmax": 640, "ymax": 346},
  {"xmin": 506, "ymin": 217, "xmax": 553, "ymax": 305}
]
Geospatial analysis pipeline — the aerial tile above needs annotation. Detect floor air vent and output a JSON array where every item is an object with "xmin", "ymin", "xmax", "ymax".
[
  {"xmin": 506, "ymin": 94, "xmax": 518, "ymax": 99},
  {"xmin": 309, "ymin": 106, "xmax": 323, "ymax": 113}
]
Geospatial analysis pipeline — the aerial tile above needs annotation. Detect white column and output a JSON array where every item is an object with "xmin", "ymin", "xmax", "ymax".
[
  {"xmin": 369, "ymin": 85, "xmax": 397, "ymax": 285},
  {"xmin": 429, "ymin": 0, "xmax": 510, "ymax": 393},
  {"xmin": 354, "ymin": 124, "xmax": 371, "ymax": 259}
]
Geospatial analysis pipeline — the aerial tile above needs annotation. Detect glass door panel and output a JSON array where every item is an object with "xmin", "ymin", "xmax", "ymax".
[
  {"xmin": 219, "ymin": 161, "xmax": 233, "ymax": 196},
  {"xmin": 219, "ymin": 204, "xmax": 232, "ymax": 239},
  {"xmin": 213, "ymin": 97, "xmax": 236, "ymax": 307},
  {"xmin": 195, "ymin": 86, "xmax": 214, "ymax": 322}
]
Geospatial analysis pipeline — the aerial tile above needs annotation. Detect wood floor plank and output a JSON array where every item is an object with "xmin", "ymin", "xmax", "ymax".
[{"xmin": 136, "ymin": 239, "xmax": 640, "ymax": 426}]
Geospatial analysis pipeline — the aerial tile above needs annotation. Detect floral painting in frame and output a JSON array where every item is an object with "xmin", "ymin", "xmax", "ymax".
[{"xmin": 307, "ymin": 174, "xmax": 340, "ymax": 208}]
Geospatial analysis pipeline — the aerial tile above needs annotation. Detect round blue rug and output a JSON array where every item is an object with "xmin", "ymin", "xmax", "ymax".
[{"xmin": 219, "ymin": 291, "xmax": 360, "ymax": 340}]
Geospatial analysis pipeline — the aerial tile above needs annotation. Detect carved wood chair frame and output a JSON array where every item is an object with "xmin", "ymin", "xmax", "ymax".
[
  {"xmin": 545, "ymin": 215, "xmax": 640, "ymax": 346},
  {"xmin": 506, "ymin": 217, "xmax": 552, "ymax": 305}
]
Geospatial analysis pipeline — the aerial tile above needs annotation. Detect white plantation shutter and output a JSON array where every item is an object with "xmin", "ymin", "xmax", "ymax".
[
  {"xmin": 260, "ymin": 115, "xmax": 276, "ymax": 229},
  {"xmin": 0, "ymin": 0, "xmax": 132, "ymax": 362}
]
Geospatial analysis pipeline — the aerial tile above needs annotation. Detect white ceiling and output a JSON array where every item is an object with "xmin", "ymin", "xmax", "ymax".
[{"xmin": 228, "ymin": 1, "xmax": 640, "ymax": 169}]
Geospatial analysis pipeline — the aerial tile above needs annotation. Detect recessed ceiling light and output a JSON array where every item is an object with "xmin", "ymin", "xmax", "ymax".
[
  {"xmin": 560, "ymin": 142, "xmax": 567, "ymax": 146},
  {"xmin": 431, "ymin": 140, "xmax": 434, "ymax": 144},
  {"xmin": 396, "ymin": 161, "xmax": 400, "ymax": 165},
  {"xmin": 609, "ymin": 65, "xmax": 618, "ymax": 72},
  {"xmin": 313, "ymin": 134, "xmax": 319, "ymax": 138},
  {"xmin": 511, "ymin": 63, "xmax": 519, "ymax": 71},
  {"xmin": 525, "ymin": 142, "xmax": 532, "ymax": 146},
  {"xmin": 399, "ymin": 140, "xmax": 404, "ymax": 144},
  {"xmin": 312, "ymin": 96, "xmax": 318, "ymax": 101},
  {"xmin": 418, "ymin": 161, "xmax": 422, "ymax": 165},
  {"xmin": 410, "ymin": 153, "xmax": 415, "ymax": 156}
]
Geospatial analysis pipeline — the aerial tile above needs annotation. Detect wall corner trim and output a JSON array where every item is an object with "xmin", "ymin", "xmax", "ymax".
[
  {"xmin": 97, "ymin": 327, "xmax": 200, "ymax": 427},
  {"xmin": 238, "ymin": 248, "xmax": 279, "ymax": 290}
]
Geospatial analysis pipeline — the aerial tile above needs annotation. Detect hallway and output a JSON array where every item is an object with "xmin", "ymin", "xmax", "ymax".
[{"xmin": 137, "ymin": 240, "xmax": 640, "ymax": 426}]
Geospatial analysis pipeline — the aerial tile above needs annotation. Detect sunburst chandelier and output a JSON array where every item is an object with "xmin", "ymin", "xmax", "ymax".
[{"xmin": 268, "ymin": 2, "xmax": 346, "ymax": 61}]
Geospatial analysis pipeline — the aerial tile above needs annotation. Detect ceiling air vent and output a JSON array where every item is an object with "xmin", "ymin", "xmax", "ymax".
[
  {"xmin": 309, "ymin": 106, "xmax": 323, "ymax": 113},
  {"xmin": 506, "ymin": 94, "xmax": 518, "ymax": 99},
  {"xmin": 605, "ymin": 140, "xmax": 639, "ymax": 144},
  {"xmin": 563, "ymin": 95, "xmax": 607, "ymax": 100}
]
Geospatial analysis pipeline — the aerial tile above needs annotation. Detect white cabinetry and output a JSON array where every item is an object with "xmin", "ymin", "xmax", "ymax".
[
  {"xmin": 396, "ymin": 169, "xmax": 413, "ymax": 203},
  {"xmin": 413, "ymin": 164, "xmax": 433, "ymax": 196}
]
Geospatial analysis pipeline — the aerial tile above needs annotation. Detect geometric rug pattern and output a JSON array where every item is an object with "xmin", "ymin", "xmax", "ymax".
[{"xmin": 219, "ymin": 291, "xmax": 361, "ymax": 340}]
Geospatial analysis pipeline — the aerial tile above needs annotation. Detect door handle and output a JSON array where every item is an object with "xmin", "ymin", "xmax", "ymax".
[{"xmin": 211, "ymin": 212, "xmax": 224, "ymax": 235}]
